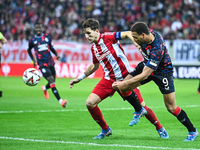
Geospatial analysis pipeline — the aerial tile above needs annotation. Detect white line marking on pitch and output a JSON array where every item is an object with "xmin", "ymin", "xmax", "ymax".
[
  {"xmin": 0, "ymin": 105, "xmax": 200, "ymax": 114},
  {"xmin": 0, "ymin": 136, "xmax": 199, "ymax": 150}
]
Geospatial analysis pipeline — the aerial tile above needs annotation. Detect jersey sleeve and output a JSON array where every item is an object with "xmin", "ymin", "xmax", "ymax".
[
  {"xmin": 102, "ymin": 32, "xmax": 118, "ymax": 43},
  {"xmin": 146, "ymin": 47, "xmax": 164, "ymax": 71}
]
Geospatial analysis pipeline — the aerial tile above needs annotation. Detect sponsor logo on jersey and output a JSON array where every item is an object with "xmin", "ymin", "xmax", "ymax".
[
  {"xmin": 38, "ymin": 44, "xmax": 48, "ymax": 51},
  {"xmin": 97, "ymin": 51, "xmax": 111, "ymax": 61}
]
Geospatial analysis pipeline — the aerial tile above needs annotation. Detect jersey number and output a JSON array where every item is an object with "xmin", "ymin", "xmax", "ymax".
[{"xmin": 162, "ymin": 78, "xmax": 169, "ymax": 90}]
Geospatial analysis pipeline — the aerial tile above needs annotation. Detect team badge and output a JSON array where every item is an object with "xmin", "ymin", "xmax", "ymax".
[{"xmin": 45, "ymin": 37, "xmax": 49, "ymax": 42}]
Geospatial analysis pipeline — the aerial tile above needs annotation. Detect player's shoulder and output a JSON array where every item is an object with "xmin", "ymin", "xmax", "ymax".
[
  {"xmin": 43, "ymin": 33, "xmax": 50, "ymax": 38},
  {"xmin": 149, "ymin": 30, "xmax": 164, "ymax": 46},
  {"xmin": 101, "ymin": 32, "xmax": 115, "ymax": 37},
  {"xmin": 101, "ymin": 32, "xmax": 116, "ymax": 41},
  {"xmin": 43, "ymin": 33, "xmax": 49, "ymax": 36},
  {"xmin": 29, "ymin": 36, "xmax": 35, "ymax": 42},
  {"xmin": 150, "ymin": 29, "xmax": 163, "ymax": 41}
]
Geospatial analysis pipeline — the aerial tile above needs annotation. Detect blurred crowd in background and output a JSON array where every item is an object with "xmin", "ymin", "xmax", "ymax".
[{"xmin": 0, "ymin": 0, "xmax": 200, "ymax": 43}]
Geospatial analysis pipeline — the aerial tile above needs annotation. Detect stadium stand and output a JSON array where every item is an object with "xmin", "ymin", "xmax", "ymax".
[{"xmin": 0, "ymin": 0, "xmax": 199, "ymax": 43}]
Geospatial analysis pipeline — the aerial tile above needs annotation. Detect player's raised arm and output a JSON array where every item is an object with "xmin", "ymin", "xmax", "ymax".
[{"xmin": 120, "ymin": 31, "xmax": 141, "ymax": 51}]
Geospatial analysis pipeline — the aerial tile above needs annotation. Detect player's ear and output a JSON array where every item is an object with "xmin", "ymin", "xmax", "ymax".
[
  {"xmin": 142, "ymin": 33, "xmax": 146, "ymax": 39},
  {"xmin": 95, "ymin": 29, "xmax": 100, "ymax": 33}
]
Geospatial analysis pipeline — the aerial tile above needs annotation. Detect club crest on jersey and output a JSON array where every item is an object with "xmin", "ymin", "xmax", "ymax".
[
  {"xmin": 34, "ymin": 41, "xmax": 37, "ymax": 44},
  {"xmin": 45, "ymin": 37, "xmax": 49, "ymax": 42}
]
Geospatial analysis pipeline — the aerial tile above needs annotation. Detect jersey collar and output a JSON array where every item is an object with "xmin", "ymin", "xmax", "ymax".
[{"xmin": 35, "ymin": 33, "xmax": 43, "ymax": 38}]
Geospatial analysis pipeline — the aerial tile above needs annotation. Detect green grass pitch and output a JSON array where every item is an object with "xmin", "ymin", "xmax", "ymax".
[{"xmin": 0, "ymin": 77, "xmax": 200, "ymax": 150}]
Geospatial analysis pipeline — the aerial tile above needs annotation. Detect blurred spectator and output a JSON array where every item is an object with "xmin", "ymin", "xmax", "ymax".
[
  {"xmin": 61, "ymin": 53, "xmax": 67, "ymax": 63},
  {"xmin": 171, "ymin": 18, "xmax": 182, "ymax": 32},
  {"xmin": 0, "ymin": 0, "xmax": 199, "ymax": 42}
]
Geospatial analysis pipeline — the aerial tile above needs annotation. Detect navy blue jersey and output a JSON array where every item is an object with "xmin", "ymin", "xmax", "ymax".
[
  {"xmin": 28, "ymin": 34, "xmax": 55, "ymax": 68},
  {"xmin": 140, "ymin": 29, "xmax": 173, "ymax": 75}
]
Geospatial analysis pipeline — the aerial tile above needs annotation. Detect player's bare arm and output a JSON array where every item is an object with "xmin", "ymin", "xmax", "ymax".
[
  {"xmin": 2, "ymin": 36, "xmax": 7, "ymax": 44},
  {"xmin": 112, "ymin": 66, "xmax": 154, "ymax": 93},
  {"xmin": 83, "ymin": 63, "xmax": 100, "ymax": 77},
  {"xmin": 120, "ymin": 31, "xmax": 141, "ymax": 51},
  {"xmin": 0, "ymin": 32, "xmax": 7, "ymax": 49},
  {"xmin": 56, "ymin": 55, "xmax": 60, "ymax": 60},
  {"xmin": 70, "ymin": 63, "xmax": 100, "ymax": 89},
  {"xmin": 27, "ymin": 48, "xmax": 37, "ymax": 67}
]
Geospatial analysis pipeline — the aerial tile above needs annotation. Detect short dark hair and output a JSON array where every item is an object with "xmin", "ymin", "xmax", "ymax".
[
  {"xmin": 34, "ymin": 22, "xmax": 42, "ymax": 27},
  {"xmin": 131, "ymin": 22, "xmax": 149, "ymax": 35},
  {"xmin": 82, "ymin": 18, "xmax": 100, "ymax": 31}
]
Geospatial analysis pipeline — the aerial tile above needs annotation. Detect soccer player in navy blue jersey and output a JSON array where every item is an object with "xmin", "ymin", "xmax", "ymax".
[
  {"xmin": 112, "ymin": 22, "xmax": 198, "ymax": 141},
  {"xmin": 198, "ymin": 80, "xmax": 200, "ymax": 94},
  {"xmin": 27, "ymin": 23, "xmax": 67, "ymax": 108}
]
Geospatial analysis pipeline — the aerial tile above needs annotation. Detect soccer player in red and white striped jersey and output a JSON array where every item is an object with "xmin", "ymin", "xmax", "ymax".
[{"xmin": 70, "ymin": 18, "xmax": 167, "ymax": 139}]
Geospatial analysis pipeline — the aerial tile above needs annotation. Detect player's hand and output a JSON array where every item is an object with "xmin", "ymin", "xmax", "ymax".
[
  {"xmin": 112, "ymin": 81, "xmax": 128, "ymax": 92},
  {"xmin": 33, "ymin": 61, "xmax": 37, "ymax": 68},
  {"xmin": 69, "ymin": 78, "xmax": 80, "ymax": 89},
  {"xmin": 56, "ymin": 55, "xmax": 60, "ymax": 61}
]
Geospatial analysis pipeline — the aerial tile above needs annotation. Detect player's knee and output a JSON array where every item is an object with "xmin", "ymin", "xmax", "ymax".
[
  {"xmin": 140, "ymin": 101, "xmax": 146, "ymax": 107},
  {"xmin": 86, "ymin": 100, "xmax": 95, "ymax": 108},
  {"xmin": 86, "ymin": 93, "xmax": 101, "ymax": 108},
  {"xmin": 47, "ymin": 76, "xmax": 55, "ymax": 84},
  {"xmin": 166, "ymin": 105, "xmax": 176, "ymax": 113}
]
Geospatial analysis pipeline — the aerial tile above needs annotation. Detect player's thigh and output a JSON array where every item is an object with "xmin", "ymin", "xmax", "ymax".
[
  {"xmin": 50, "ymin": 66, "xmax": 56, "ymax": 79},
  {"xmin": 89, "ymin": 78, "xmax": 115, "ymax": 107},
  {"xmin": 92, "ymin": 78, "xmax": 115, "ymax": 99},
  {"xmin": 86, "ymin": 93, "xmax": 102, "ymax": 108},
  {"xmin": 40, "ymin": 67, "xmax": 54, "ymax": 83},
  {"xmin": 153, "ymin": 74, "xmax": 175, "ymax": 94}
]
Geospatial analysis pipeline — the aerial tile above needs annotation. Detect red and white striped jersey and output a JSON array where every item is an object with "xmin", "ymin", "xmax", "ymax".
[{"xmin": 91, "ymin": 32, "xmax": 131, "ymax": 81}]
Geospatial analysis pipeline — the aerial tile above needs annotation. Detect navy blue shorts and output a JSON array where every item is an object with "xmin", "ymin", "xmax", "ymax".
[
  {"xmin": 129, "ymin": 62, "xmax": 175, "ymax": 94},
  {"xmin": 40, "ymin": 66, "xmax": 56, "ymax": 79}
]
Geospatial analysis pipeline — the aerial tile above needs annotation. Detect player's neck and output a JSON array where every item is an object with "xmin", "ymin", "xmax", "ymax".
[
  {"xmin": 94, "ymin": 33, "xmax": 100, "ymax": 43},
  {"xmin": 35, "ymin": 33, "xmax": 43, "ymax": 38},
  {"xmin": 146, "ymin": 33, "xmax": 155, "ymax": 44}
]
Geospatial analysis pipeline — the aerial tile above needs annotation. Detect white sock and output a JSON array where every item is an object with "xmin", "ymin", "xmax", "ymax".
[
  {"xmin": 43, "ymin": 86, "xmax": 46, "ymax": 91},
  {"xmin": 59, "ymin": 99, "xmax": 63, "ymax": 104}
]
